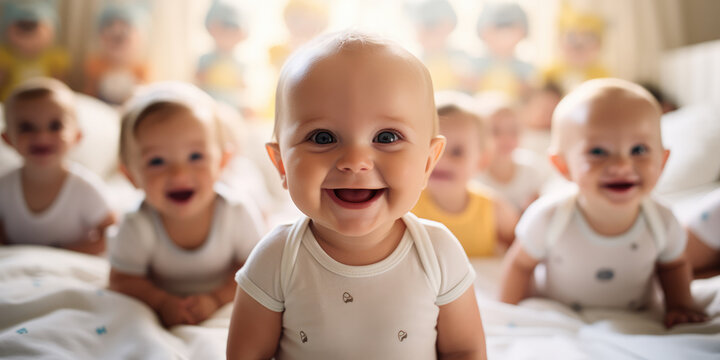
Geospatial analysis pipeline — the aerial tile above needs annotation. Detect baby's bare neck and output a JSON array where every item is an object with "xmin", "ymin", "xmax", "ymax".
[{"xmin": 309, "ymin": 218, "xmax": 406, "ymax": 266}]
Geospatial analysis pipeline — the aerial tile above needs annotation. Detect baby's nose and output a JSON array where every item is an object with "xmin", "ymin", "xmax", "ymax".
[
  {"xmin": 336, "ymin": 144, "xmax": 373, "ymax": 173},
  {"xmin": 608, "ymin": 155, "xmax": 633, "ymax": 173}
]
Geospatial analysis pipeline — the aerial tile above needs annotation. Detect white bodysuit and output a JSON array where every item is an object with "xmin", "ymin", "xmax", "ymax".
[
  {"xmin": 109, "ymin": 186, "xmax": 263, "ymax": 295},
  {"xmin": 475, "ymin": 149, "xmax": 544, "ymax": 211},
  {"xmin": 235, "ymin": 213, "xmax": 475, "ymax": 360},
  {"xmin": 687, "ymin": 188, "xmax": 720, "ymax": 249},
  {"xmin": 0, "ymin": 164, "xmax": 112, "ymax": 246},
  {"xmin": 517, "ymin": 192, "xmax": 686, "ymax": 310}
]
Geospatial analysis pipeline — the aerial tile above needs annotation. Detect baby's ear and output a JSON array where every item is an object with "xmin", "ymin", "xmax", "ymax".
[
  {"xmin": 1, "ymin": 132, "xmax": 11, "ymax": 147},
  {"xmin": 73, "ymin": 130, "xmax": 83, "ymax": 145},
  {"xmin": 661, "ymin": 149, "xmax": 670, "ymax": 170},
  {"xmin": 549, "ymin": 153, "xmax": 571, "ymax": 180},
  {"xmin": 477, "ymin": 149, "xmax": 491, "ymax": 171},
  {"xmin": 219, "ymin": 143, "xmax": 235, "ymax": 171},
  {"xmin": 265, "ymin": 142, "xmax": 287, "ymax": 189},
  {"xmin": 119, "ymin": 164, "xmax": 139, "ymax": 188},
  {"xmin": 424, "ymin": 135, "xmax": 446, "ymax": 180}
]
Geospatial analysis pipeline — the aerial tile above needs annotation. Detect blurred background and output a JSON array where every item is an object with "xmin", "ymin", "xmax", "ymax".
[{"xmin": 3, "ymin": 0, "xmax": 719, "ymax": 116}]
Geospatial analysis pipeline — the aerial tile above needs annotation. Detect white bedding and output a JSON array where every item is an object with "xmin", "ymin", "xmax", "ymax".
[{"xmin": 1, "ymin": 246, "xmax": 718, "ymax": 359}]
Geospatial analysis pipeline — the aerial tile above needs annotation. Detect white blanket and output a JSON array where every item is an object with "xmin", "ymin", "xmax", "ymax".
[{"xmin": 1, "ymin": 246, "xmax": 719, "ymax": 359}]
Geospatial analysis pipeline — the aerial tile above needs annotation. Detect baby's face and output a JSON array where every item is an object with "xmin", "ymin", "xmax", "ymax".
[
  {"xmin": 125, "ymin": 107, "xmax": 226, "ymax": 221},
  {"xmin": 2, "ymin": 94, "xmax": 80, "ymax": 169},
  {"xmin": 271, "ymin": 48, "xmax": 443, "ymax": 238},
  {"xmin": 490, "ymin": 109, "xmax": 519, "ymax": 157},
  {"xmin": 429, "ymin": 113, "xmax": 483, "ymax": 194},
  {"xmin": 558, "ymin": 94, "xmax": 667, "ymax": 210}
]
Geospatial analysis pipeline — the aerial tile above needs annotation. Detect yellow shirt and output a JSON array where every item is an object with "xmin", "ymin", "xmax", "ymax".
[
  {"xmin": 412, "ymin": 187, "xmax": 497, "ymax": 257},
  {"xmin": 0, "ymin": 46, "xmax": 69, "ymax": 100}
]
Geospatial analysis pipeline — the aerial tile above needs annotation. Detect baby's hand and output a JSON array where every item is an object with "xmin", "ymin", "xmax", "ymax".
[
  {"xmin": 185, "ymin": 294, "xmax": 220, "ymax": 325},
  {"xmin": 158, "ymin": 296, "xmax": 195, "ymax": 327},
  {"xmin": 664, "ymin": 307, "xmax": 708, "ymax": 328}
]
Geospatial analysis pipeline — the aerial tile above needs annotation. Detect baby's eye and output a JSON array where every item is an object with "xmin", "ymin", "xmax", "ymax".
[
  {"xmin": 147, "ymin": 157, "xmax": 165, "ymax": 167},
  {"xmin": 49, "ymin": 119, "xmax": 63, "ymax": 132},
  {"xmin": 310, "ymin": 131, "xmax": 335, "ymax": 145},
  {"xmin": 450, "ymin": 146, "xmax": 463, "ymax": 157},
  {"xmin": 588, "ymin": 147, "xmax": 607, "ymax": 156},
  {"xmin": 189, "ymin": 152, "xmax": 204, "ymax": 161},
  {"xmin": 374, "ymin": 130, "xmax": 401, "ymax": 144},
  {"xmin": 18, "ymin": 122, "xmax": 34, "ymax": 133},
  {"xmin": 631, "ymin": 144, "xmax": 648, "ymax": 156}
]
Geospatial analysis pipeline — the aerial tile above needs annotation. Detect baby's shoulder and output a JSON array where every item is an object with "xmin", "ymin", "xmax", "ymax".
[
  {"xmin": 66, "ymin": 163, "xmax": 107, "ymax": 193},
  {"xmin": 246, "ymin": 223, "xmax": 293, "ymax": 263},
  {"xmin": 516, "ymin": 192, "xmax": 574, "ymax": 234},
  {"xmin": 0, "ymin": 167, "xmax": 20, "ymax": 183},
  {"xmin": 414, "ymin": 217, "xmax": 466, "ymax": 260}
]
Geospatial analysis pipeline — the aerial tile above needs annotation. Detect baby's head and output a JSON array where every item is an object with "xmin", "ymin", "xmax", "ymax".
[
  {"xmin": 119, "ymin": 82, "xmax": 231, "ymax": 220},
  {"xmin": 429, "ymin": 91, "xmax": 490, "ymax": 193},
  {"xmin": 2, "ymin": 77, "xmax": 80, "ymax": 168},
  {"xmin": 476, "ymin": 92, "xmax": 519, "ymax": 159},
  {"xmin": 406, "ymin": 0, "xmax": 457, "ymax": 49},
  {"xmin": 267, "ymin": 30, "xmax": 445, "ymax": 237},
  {"xmin": 205, "ymin": 0, "xmax": 248, "ymax": 52},
  {"xmin": 549, "ymin": 78, "xmax": 668, "ymax": 208}
]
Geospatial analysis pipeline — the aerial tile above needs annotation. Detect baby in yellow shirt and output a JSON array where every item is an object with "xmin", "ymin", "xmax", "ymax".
[{"xmin": 413, "ymin": 91, "xmax": 519, "ymax": 256}]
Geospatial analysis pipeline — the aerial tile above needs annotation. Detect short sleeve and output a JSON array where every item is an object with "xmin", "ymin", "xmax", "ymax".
[
  {"xmin": 108, "ymin": 211, "xmax": 154, "ymax": 276},
  {"xmin": 424, "ymin": 222, "xmax": 476, "ymax": 306},
  {"xmin": 656, "ymin": 201, "xmax": 688, "ymax": 263},
  {"xmin": 686, "ymin": 189, "xmax": 720, "ymax": 250},
  {"xmin": 516, "ymin": 195, "xmax": 561, "ymax": 260},
  {"xmin": 72, "ymin": 167, "xmax": 113, "ymax": 227},
  {"xmin": 234, "ymin": 225, "xmax": 289, "ymax": 312}
]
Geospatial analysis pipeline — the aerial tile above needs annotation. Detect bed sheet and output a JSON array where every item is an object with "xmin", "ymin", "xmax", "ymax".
[{"xmin": 1, "ymin": 246, "xmax": 719, "ymax": 359}]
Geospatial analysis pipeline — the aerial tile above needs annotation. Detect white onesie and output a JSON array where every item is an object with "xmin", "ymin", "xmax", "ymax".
[
  {"xmin": 109, "ymin": 186, "xmax": 263, "ymax": 295},
  {"xmin": 475, "ymin": 149, "xmax": 544, "ymax": 211},
  {"xmin": 517, "ymin": 192, "xmax": 686, "ymax": 310},
  {"xmin": 235, "ymin": 213, "xmax": 475, "ymax": 360},
  {"xmin": 0, "ymin": 164, "xmax": 112, "ymax": 246},
  {"xmin": 687, "ymin": 188, "xmax": 720, "ymax": 249}
]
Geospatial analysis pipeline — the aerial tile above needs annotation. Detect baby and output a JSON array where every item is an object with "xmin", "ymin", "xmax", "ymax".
[
  {"xmin": 685, "ymin": 188, "xmax": 720, "ymax": 278},
  {"xmin": 499, "ymin": 78, "xmax": 707, "ymax": 328},
  {"xmin": 227, "ymin": 32, "xmax": 486, "ymax": 359},
  {"xmin": 475, "ymin": 93, "xmax": 543, "ymax": 213},
  {"xmin": 0, "ymin": 77, "xmax": 115, "ymax": 254},
  {"xmin": 413, "ymin": 91, "xmax": 519, "ymax": 257},
  {"xmin": 108, "ymin": 82, "xmax": 264, "ymax": 327}
]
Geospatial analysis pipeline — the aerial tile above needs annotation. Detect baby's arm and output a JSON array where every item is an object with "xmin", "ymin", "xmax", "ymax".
[
  {"xmin": 186, "ymin": 266, "xmax": 240, "ymax": 323},
  {"xmin": 227, "ymin": 287, "xmax": 282, "ymax": 360},
  {"xmin": 109, "ymin": 269, "xmax": 194, "ymax": 327},
  {"xmin": 499, "ymin": 243, "xmax": 540, "ymax": 304},
  {"xmin": 436, "ymin": 286, "xmax": 487, "ymax": 360},
  {"xmin": 494, "ymin": 197, "xmax": 519, "ymax": 248},
  {"xmin": 657, "ymin": 256, "xmax": 708, "ymax": 327},
  {"xmin": 685, "ymin": 228, "xmax": 720, "ymax": 278},
  {"xmin": 64, "ymin": 213, "xmax": 117, "ymax": 255}
]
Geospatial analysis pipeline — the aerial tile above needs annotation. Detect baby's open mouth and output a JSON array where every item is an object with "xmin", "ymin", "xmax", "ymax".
[
  {"xmin": 603, "ymin": 182, "xmax": 637, "ymax": 191},
  {"xmin": 166, "ymin": 189, "xmax": 195, "ymax": 203},
  {"xmin": 333, "ymin": 189, "xmax": 384, "ymax": 203},
  {"xmin": 430, "ymin": 170, "xmax": 453, "ymax": 180},
  {"xmin": 29, "ymin": 145, "xmax": 53, "ymax": 155}
]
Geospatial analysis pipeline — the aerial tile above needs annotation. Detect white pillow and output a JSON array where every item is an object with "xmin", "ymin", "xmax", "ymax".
[
  {"xmin": 0, "ymin": 93, "xmax": 120, "ymax": 178},
  {"xmin": 656, "ymin": 105, "xmax": 720, "ymax": 194}
]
